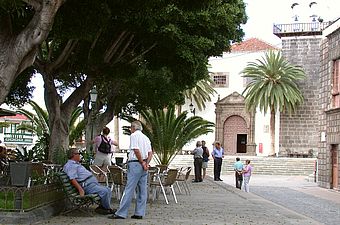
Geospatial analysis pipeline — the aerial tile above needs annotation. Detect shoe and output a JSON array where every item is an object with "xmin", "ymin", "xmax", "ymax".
[
  {"xmin": 218, "ymin": 178, "xmax": 223, "ymax": 181},
  {"xmin": 131, "ymin": 215, "xmax": 143, "ymax": 219},
  {"xmin": 95, "ymin": 207, "xmax": 116, "ymax": 215},
  {"xmin": 192, "ymin": 180, "xmax": 199, "ymax": 183},
  {"xmin": 108, "ymin": 214, "xmax": 125, "ymax": 219},
  {"xmin": 214, "ymin": 179, "xmax": 218, "ymax": 181}
]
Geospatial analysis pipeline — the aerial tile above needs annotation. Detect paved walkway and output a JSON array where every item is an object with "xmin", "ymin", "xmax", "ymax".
[
  {"xmin": 34, "ymin": 175, "xmax": 324, "ymax": 225},
  {"xmin": 220, "ymin": 174, "xmax": 340, "ymax": 225}
]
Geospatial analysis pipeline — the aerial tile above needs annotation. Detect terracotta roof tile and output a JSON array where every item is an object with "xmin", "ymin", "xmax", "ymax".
[
  {"xmin": 2, "ymin": 114, "xmax": 29, "ymax": 120},
  {"xmin": 231, "ymin": 38, "xmax": 278, "ymax": 52}
]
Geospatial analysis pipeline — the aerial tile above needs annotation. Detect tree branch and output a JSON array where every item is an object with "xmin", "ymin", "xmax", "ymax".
[
  {"xmin": 62, "ymin": 77, "xmax": 94, "ymax": 116},
  {"xmin": 15, "ymin": 0, "xmax": 64, "ymax": 76},
  {"xmin": 22, "ymin": 0, "xmax": 42, "ymax": 10},
  {"xmin": 88, "ymin": 29, "xmax": 102, "ymax": 60},
  {"xmin": 112, "ymin": 34, "xmax": 134, "ymax": 65},
  {"xmin": 104, "ymin": 31, "xmax": 127, "ymax": 63},
  {"xmin": 128, "ymin": 43, "xmax": 157, "ymax": 64},
  {"xmin": 49, "ymin": 39, "xmax": 78, "ymax": 71}
]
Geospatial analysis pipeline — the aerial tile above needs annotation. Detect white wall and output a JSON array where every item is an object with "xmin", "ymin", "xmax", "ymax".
[{"xmin": 183, "ymin": 51, "xmax": 273, "ymax": 155}]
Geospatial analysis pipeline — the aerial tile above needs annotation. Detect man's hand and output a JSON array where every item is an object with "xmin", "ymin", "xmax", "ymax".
[
  {"xmin": 79, "ymin": 188, "xmax": 85, "ymax": 197},
  {"xmin": 142, "ymin": 161, "xmax": 148, "ymax": 171}
]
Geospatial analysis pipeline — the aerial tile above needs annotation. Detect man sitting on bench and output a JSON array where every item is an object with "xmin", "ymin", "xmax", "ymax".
[{"xmin": 63, "ymin": 148, "xmax": 115, "ymax": 214}]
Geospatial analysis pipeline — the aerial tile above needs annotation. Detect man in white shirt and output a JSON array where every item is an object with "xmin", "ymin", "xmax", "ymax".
[{"xmin": 109, "ymin": 120, "xmax": 153, "ymax": 220}]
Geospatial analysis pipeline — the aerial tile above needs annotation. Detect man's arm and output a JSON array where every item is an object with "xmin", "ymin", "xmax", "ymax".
[
  {"xmin": 147, "ymin": 150, "xmax": 153, "ymax": 165},
  {"xmin": 211, "ymin": 149, "xmax": 215, "ymax": 160},
  {"xmin": 70, "ymin": 179, "xmax": 85, "ymax": 196},
  {"xmin": 134, "ymin": 149, "xmax": 149, "ymax": 171}
]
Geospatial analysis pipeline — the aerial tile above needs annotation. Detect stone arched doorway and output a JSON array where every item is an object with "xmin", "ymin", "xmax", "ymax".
[
  {"xmin": 224, "ymin": 115, "xmax": 248, "ymax": 154},
  {"xmin": 215, "ymin": 92, "xmax": 256, "ymax": 155}
]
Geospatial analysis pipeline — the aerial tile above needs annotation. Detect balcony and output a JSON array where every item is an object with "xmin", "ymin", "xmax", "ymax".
[
  {"xmin": 273, "ymin": 21, "xmax": 332, "ymax": 38},
  {"xmin": 3, "ymin": 133, "xmax": 33, "ymax": 145}
]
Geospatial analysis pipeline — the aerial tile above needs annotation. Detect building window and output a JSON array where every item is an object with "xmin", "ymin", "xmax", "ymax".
[
  {"xmin": 211, "ymin": 72, "xmax": 229, "ymax": 87},
  {"xmin": 332, "ymin": 59, "xmax": 340, "ymax": 108}
]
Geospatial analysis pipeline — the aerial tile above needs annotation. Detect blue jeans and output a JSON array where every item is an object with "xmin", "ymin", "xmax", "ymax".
[
  {"xmin": 83, "ymin": 176, "xmax": 112, "ymax": 209},
  {"xmin": 115, "ymin": 162, "xmax": 148, "ymax": 218}
]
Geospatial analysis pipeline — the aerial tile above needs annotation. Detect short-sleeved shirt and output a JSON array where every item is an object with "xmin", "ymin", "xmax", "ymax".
[
  {"xmin": 94, "ymin": 135, "xmax": 114, "ymax": 153},
  {"xmin": 243, "ymin": 165, "xmax": 253, "ymax": 177},
  {"xmin": 212, "ymin": 147, "xmax": 224, "ymax": 158},
  {"xmin": 128, "ymin": 130, "xmax": 152, "ymax": 161},
  {"xmin": 63, "ymin": 159, "xmax": 92, "ymax": 181},
  {"xmin": 234, "ymin": 161, "xmax": 244, "ymax": 172}
]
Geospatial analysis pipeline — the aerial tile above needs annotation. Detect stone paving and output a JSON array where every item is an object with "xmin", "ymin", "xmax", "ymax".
[
  {"xmin": 220, "ymin": 174, "xmax": 340, "ymax": 225},
  {"xmin": 33, "ymin": 176, "xmax": 322, "ymax": 225}
]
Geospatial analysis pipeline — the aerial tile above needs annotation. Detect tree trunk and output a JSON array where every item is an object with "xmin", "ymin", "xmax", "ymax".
[
  {"xmin": 43, "ymin": 73, "xmax": 93, "ymax": 162},
  {"xmin": 269, "ymin": 108, "xmax": 276, "ymax": 156},
  {"xmin": 0, "ymin": 0, "xmax": 63, "ymax": 104}
]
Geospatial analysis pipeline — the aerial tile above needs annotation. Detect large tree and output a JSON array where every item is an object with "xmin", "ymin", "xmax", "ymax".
[
  {"xmin": 9, "ymin": 0, "xmax": 247, "ymax": 161},
  {"xmin": 241, "ymin": 50, "xmax": 306, "ymax": 156},
  {"xmin": 0, "ymin": 0, "xmax": 64, "ymax": 104}
]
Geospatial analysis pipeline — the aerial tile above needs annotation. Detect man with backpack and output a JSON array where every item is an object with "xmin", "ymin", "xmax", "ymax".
[{"xmin": 93, "ymin": 126, "xmax": 118, "ymax": 167}]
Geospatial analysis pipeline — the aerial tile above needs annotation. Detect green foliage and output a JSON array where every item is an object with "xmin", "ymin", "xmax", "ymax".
[
  {"xmin": 14, "ymin": 146, "xmax": 45, "ymax": 162},
  {"xmin": 17, "ymin": 101, "xmax": 85, "ymax": 154},
  {"xmin": 123, "ymin": 106, "xmax": 215, "ymax": 165},
  {"xmin": 241, "ymin": 50, "xmax": 306, "ymax": 114},
  {"xmin": 184, "ymin": 77, "xmax": 216, "ymax": 111},
  {"xmin": 51, "ymin": 147, "xmax": 68, "ymax": 165},
  {"xmin": 5, "ymin": 67, "xmax": 35, "ymax": 108}
]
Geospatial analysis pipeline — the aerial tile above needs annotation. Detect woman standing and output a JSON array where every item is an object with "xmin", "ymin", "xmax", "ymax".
[
  {"xmin": 201, "ymin": 140, "xmax": 209, "ymax": 180},
  {"xmin": 192, "ymin": 141, "xmax": 203, "ymax": 182},
  {"xmin": 243, "ymin": 160, "xmax": 253, "ymax": 192}
]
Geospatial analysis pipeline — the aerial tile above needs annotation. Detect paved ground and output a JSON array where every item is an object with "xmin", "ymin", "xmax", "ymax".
[
  {"xmin": 33, "ymin": 175, "xmax": 326, "ymax": 225},
  {"xmin": 220, "ymin": 174, "xmax": 340, "ymax": 225}
]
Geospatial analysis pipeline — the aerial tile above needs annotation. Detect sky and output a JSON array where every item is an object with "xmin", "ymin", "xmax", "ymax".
[
  {"xmin": 26, "ymin": 0, "xmax": 340, "ymax": 106},
  {"xmin": 242, "ymin": 0, "xmax": 339, "ymax": 47}
]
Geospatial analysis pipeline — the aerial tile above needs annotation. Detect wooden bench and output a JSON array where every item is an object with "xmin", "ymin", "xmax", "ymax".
[{"xmin": 56, "ymin": 171, "xmax": 101, "ymax": 215}]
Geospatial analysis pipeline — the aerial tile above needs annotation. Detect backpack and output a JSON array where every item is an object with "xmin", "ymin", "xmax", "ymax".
[
  {"xmin": 202, "ymin": 146, "xmax": 209, "ymax": 159},
  {"xmin": 97, "ymin": 135, "xmax": 111, "ymax": 154}
]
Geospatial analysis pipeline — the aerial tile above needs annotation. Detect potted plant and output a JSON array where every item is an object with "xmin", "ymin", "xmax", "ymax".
[
  {"xmin": 123, "ymin": 106, "xmax": 214, "ymax": 166},
  {"xmin": 10, "ymin": 146, "xmax": 44, "ymax": 187}
]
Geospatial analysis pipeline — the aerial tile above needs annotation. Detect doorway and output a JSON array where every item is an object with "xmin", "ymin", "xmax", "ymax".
[
  {"xmin": 237, "ymin": 134, "xmax": 247, "ymax": 153},
  {"xmin": 331, "ymin": 145, "xmax": 338, "ymax": 190}
]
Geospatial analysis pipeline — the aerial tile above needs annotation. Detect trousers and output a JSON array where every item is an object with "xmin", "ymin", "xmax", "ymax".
[
  {"xmin": 115, "ymin": 161, "xmax": 148, "ymax": 218},
  {"xmin": 214, "ymin": 158, "xmax": 222, "ymax": 180},
  {"xmin": 83, "ymin": 176, "xmax": 112, "ymax": 209},
  {"xmin": 194, "ymin": 158, "xmax": 203, "ymax": 181}
]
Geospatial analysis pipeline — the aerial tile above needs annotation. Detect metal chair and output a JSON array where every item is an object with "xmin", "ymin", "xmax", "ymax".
[
  {"xmin": 107, "ymin": 165, "xmax": 126, "ymax": 200},
  {"xmin": 89, "ymin": 165, "xmax": 109, "ymax": 187},
  {"xmin": 175, "ymin": 166, "xmax": 192, "ymax": 195},
  {"xmin": 149, "ymin": 168, "xmax": 179, "ymax": 204}
]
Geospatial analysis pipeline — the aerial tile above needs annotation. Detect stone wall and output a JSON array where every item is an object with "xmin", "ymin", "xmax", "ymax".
[
  {"xmin": 279, "ymin": 37, "xmax": 321, "ymax": 155},
  {"xmin": 319, "ymin": 27, "xmax": 340, "ymax": 189}
]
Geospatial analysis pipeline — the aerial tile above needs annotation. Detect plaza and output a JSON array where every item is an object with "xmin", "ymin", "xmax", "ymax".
[{"xmin": 30, "ymin": 174, "xmax": 340, "ymax": 225}]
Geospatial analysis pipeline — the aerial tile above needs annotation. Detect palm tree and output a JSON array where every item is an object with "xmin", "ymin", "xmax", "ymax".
[
  {"xmin": 123, "ymin": 106, "xmax": 214, "ymax": 165},
  {"xmin": 183, "ymin": 77, "xmax": 217, "ymax": 111},
  {"xmin": 16, "ymin": 101, "xmax": 85, "ymax": 160},
  {"xmin": 241, "ymin": 50, "xmax": 306, "ymax": 156}
]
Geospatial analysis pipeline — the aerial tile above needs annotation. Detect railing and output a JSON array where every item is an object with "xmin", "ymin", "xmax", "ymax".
[
  {"xmin": 273, "ymin": 21, "xmax": 332, "ymax": 37},
  {"xmin": 0, "ymin": 182, "xmax": 64, "ymax": 212},
  {"xmin": 4, "ymin": 132, "xmax": 33, "ymax": 144}
]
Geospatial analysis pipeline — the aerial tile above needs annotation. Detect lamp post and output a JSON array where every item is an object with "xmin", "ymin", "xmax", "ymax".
[
  {"xmin": 189, "ymin": 103, "xmax": 195, "ymax": 116},
  {"xmin": 89, "ymin": 86, "xmax": 98, "ymax": 154}
]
